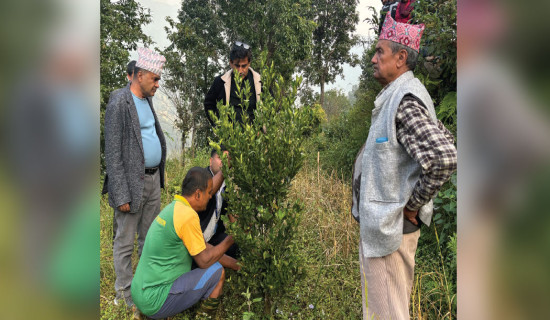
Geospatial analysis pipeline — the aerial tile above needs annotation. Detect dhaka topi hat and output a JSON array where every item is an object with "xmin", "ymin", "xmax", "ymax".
[
  {"xmin": 135, "ymin": 47, "xmax": 166, "ymax": 76},
  {"xmin": 379, "ymin": 13, "xmax": 425, "ymax": 52}
]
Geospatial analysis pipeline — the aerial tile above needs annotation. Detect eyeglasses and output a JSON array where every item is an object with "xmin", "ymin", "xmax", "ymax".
[{"xmin": 234, "ymin": 41, "xmax": 250, "ymax": 49}]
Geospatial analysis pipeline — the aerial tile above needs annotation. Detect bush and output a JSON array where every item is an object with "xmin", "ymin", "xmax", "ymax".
[{"xmin": 208, "ymin": 59, "xmax": 317, "ymax": 316}]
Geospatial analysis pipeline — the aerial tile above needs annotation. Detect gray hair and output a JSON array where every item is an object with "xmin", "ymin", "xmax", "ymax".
[{"xmin": 387, "ymin": 41, "xmax": 419, "ymax": 71}]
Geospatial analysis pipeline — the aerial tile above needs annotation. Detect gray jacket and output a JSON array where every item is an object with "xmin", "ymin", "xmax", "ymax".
[
  {"xmin": 102, "ymin": 84, "xmax": 166, "ymax": 213},
  {"xmin": 359, "ymin": 71, "xmax": 436, "ymax": 257}
]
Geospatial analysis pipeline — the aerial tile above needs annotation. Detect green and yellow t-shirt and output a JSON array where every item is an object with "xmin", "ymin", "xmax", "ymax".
[{"xmin": 131, "ymin": 195, "xmax": 206, "ymax": 316}]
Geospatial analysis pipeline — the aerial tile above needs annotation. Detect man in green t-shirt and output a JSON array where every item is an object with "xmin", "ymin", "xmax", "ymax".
[{"xmin": 131, "ymin": 167, "xmax": 239, "ymax": 319}]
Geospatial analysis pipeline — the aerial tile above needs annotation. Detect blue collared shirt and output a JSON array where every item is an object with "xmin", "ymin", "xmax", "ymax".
[{"xmin": 132, "ymin": 93, "xmax": 162, "ymax": 168}]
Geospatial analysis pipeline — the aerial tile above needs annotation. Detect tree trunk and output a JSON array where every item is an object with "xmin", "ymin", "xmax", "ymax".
[
  {"xmin": 320, "ymin": 73, "xmax": 326, "ymax": 108},
  {"xmin": 264, "ymin": 292, "xmax": 272, "ymax": 315},
  {"xmin": 203, "ymin": 61, "xmax": 208, "ymax": 95},
  {"xmin": 190, "ymin": 118, "xmax": 196, "ymax": 159},
  {"xmin": 181, "ymin": 131, "xmax": 186, "ymax": 154}
]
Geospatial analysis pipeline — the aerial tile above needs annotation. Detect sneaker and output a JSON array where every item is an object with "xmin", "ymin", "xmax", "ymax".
[
  {"xmin": 114, "ymin": 290, "xmax": 134, "ymax": 309},
  {"xmin": 195, "ymin": 297, "xmax": 219, "ymax": 319}
]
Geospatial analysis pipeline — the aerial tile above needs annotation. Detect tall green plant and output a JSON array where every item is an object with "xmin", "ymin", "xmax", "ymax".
[
  {"xmin": 209, "ymin": 59, "xmax": 316, "ymax": 316},
  {"xmin": 431, "ymin": 173, "xmax": 457, "ymax": 251}
]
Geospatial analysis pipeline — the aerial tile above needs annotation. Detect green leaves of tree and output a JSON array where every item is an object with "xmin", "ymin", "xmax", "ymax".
[
  {"xmin": 437, "ymin": 91, "xmax": 457, "ymax": 134},
  {"xmin": 301, "ymin": 0, "xmax": 360, "ymax": 107},
  {"xmin": 413, "ymin": 0, "xmax": 457, "ymax": 102},
  {"xmin": 218, "ymin": 0, "xmax": 316, "ymax": 80},
  {"xmin": 210, "ymin": 60, "xmax": 316, "ymax": 314},
  {"xmin": 161, "ymin": 0, "xmax": 226, "ymax": 152},
  {"xmin": 100, "ymin": 0, "xmax": 152, "ymax": 106}
]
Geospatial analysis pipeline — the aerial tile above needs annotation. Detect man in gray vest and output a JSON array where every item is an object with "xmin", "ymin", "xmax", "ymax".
[
  {"xmin": 103, "ymin": 47, "xmax": 167, "ymax": 311},
  {"xmin": 356, "ymin": 14, "xmax": 457, "ymax": 319}
]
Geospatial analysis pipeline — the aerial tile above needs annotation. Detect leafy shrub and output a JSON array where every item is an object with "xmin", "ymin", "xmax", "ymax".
[
  {"xmin": 208, "ymin": 59, "xmax": 317, "ymax": 316},
  {"xmin": 431, "ymin": 173, "xmax": 457, "ymax": 253},
  {"xmin": 437, "ymin": 91, "xmax": 457, "ymax": 136}
]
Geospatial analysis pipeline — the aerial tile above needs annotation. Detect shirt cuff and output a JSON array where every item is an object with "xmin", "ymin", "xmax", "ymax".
[{"xmin": 405, "ymin": 196, "xmax": 423, "ymax": 212}]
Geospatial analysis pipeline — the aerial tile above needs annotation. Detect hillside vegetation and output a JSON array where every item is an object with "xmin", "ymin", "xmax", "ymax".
[{"xmin": 100, "ymin": 151, "xmax": 455, "ymax": 319}]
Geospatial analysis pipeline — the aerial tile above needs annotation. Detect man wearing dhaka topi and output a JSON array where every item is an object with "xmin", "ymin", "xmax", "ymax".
[
  {"xmin": 352, "ymin": 13, "xmax": 457, "ymax": 320},
  {"xmin": 103, "ymin": 47, "xmax": 167, "ymax": 313}
]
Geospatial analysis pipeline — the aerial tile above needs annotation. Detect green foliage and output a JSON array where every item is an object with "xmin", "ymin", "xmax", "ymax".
[
  {"xmin": 431, "ymin": 173, "xmax": 457, "ymax": 253},
  {"xmin": 415, "ymin": 72, "xmax": 442, "ymax": 96},
  {"xmin": 321, "ymin": 89, "xmax": 352, "ymax": 122},
  {"xmin": 437, "ymin": 91, "xmax": 457, "ymax": 135},
  {"xmin": 413, "ymin": 0, "xmax": 457, "ymax": 103},
  {"xmin": 310, "ymin": 103, "xmax": 327, "ymax": 131},
  {"xmin": 309, "ymin": 43, "xmax": 380, "ymax": 179},
  {"xmin": 218, "ymin": 0, "xmax": 316, "ymax": 80},
  {"xmin": 446, "ymin": 233, "xmax": 457, "ymax": 289},
  {"xmin": 161, "ymin": 0, "xmax": 225, "ymax": 152},
  {"xmin": 363, "ymin": 6, "xmax": 381, "ymax": 36},
  {"xmin": 301, "ymin": 0, "xmax": 360, "ymax": 107},
  {"xmin": 209, "ymin": 60, "xmax": 317, "ymax": 316},
  {"xmin": 313, "ymin": 106, "xmax": 369, "ymax": 178},
  {"xmin": 414, "ymin": 173, "xmax": 457, "ymax": 319},
  {"xmin": 100, "ymin": 0, "xmax": 152, "ymax": 171},
  {"xmin": 413, "ymin": 227, "xmax": 457, "ymax": 319},
  {"xmin": 241, "ymin": 287, "xmax": 263, "ymax": 319}
]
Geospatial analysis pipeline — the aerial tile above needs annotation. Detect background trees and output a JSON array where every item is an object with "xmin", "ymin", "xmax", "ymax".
[
  {"xmin": 217, "ymin": 0, "xmax": 316, "ymax": 81},
  {"xmin": 99, "ymin": 0, "xmax": 367, "ymax": 162},
  {"xmin": 301, "ymin": 0, "xmax": 360, "ymax": 108},
  {"xmin": 161, "ymin": 0, "xmax": 226, "ymax": 156}
]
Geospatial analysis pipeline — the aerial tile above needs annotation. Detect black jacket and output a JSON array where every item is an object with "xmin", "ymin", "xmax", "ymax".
[{"xmin": 204, "ymin": 68, "xmax": 262, "ymax": 127}]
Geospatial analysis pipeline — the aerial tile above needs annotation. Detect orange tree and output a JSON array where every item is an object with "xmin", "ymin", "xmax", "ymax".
[{"xmin": 208, "ymin": 59, "xmax": 317, "ymax": 316}]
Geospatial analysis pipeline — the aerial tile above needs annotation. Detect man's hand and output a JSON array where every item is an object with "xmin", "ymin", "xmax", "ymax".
[
  {"xmin": 224, "ymin": 235, "xmax": 235, "ymax": 245},
  {"xmin": 118, "ymin": 203, "xmax": 130, "ymax": 212},
  {"xmin": 403, "ymin": 207, "xmax": 419, "ymax": 226},
  {"xmin": 194, "ymin": 236, "xmax": 235, "ymax": 269},
  {"xmin": 220, "ymin": 254, "xmax": 241, "ymax": 271}
]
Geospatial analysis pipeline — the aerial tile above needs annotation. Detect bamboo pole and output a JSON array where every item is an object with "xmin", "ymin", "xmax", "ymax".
[{"xmin": 317, "ymin": 151, "xmax": 320, "ymax": 187}]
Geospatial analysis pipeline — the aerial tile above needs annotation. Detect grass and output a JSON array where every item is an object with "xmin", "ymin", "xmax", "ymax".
[
  {"xmin": 100, "ymin": 151, "xmax": 455, "ymax": 319},
  {"xmin": 411, "ymin": 230, "xmax": 457, "ymax": 320}
]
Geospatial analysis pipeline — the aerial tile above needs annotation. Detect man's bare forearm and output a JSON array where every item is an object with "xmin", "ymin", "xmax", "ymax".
[
  {"xmin": 194, "ymin": 236, "xmax": 235, "ymax": 268},
  {"xmin": 219, "ymin": 253, "xmax": 240, "ymax": 271}
]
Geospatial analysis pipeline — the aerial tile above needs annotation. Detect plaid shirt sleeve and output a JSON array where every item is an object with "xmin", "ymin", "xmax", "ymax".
[{"xmin": 396, "ymin": 95, "xmax": 457, "ymax": 212}]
